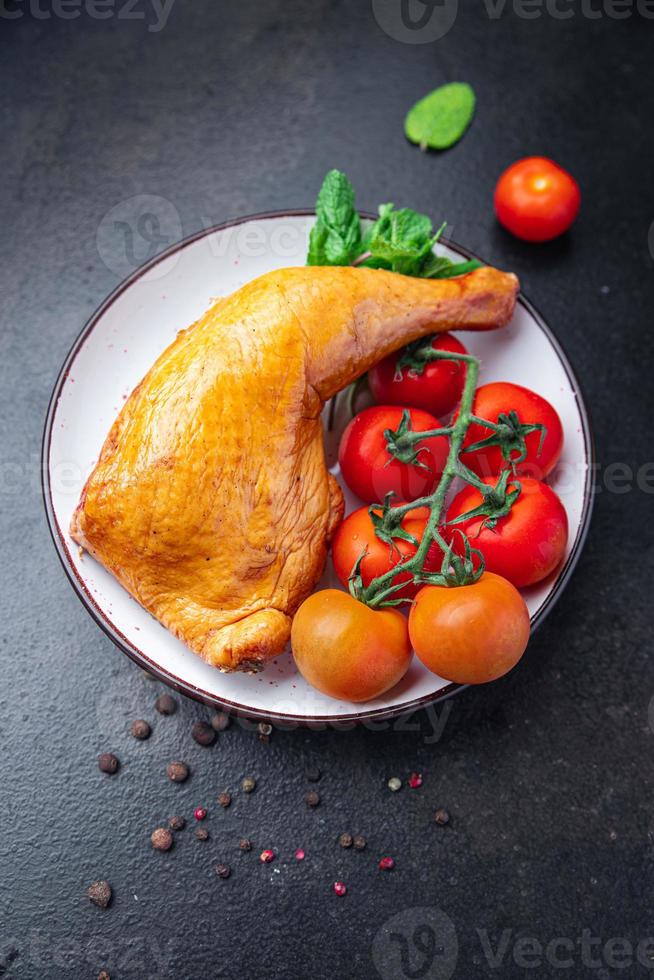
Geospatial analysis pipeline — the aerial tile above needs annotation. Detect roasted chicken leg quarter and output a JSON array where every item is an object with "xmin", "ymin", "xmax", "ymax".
[{"xmin": 71, "ymin": 265, "xmax": 519, "ymax": 670}]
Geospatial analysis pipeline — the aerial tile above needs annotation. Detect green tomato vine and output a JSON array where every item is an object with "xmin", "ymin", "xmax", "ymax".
[{"xmin": 347, "ymin": 347, "xmax": 545, "ymax": 609}]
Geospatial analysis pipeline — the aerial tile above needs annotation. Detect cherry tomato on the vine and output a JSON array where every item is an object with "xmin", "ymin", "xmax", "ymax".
[
  {"xmin": 331, "ymin": 504, "xmax": 441, "ymax": 601},
  {"xmin": 369, "ymin": 333, "xmax": 469, "ymax": 418},
  {"xmin": 445, "ymin": 476, "xmax": 568, "ymax": 589},
  {"xmin": 291, "ymin": 590, "xmax": 412, "ymax": 702},
  {"xmin": 494, "ymin": 157, "xmax": 581, "ymax": 242},
  {"xmin": 408, "ymin": 573, "xmax": 530, "ymax": 684},
  {"xmin": 338, "ymin": 405, "xmax": 449, "ymax": 504},
  {"xmin": 458, "ymin": 382, "xmax": 563, "ymax": 479}
]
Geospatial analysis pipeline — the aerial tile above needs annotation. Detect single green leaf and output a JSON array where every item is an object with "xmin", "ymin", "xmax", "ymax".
[
  {"xmin": 405, "ymin": 82, "xmax": 476, "ymax": 151},
  {"xmin": 307, "ymin": 169, "xmax": 362, "ymax": 266}
]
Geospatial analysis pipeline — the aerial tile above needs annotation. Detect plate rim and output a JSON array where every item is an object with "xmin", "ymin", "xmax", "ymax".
[{"xmin": 41, "ymin": 209, "xmax": 595, "ymax": 725}]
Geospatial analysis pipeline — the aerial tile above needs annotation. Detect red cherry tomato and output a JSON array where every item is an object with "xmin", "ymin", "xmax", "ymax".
[
  {"xmin": 332, "ymin": 504, "xmax": 440, "ymax": 601},
  {"xmin": 338, "ymin": 406, "xmax": 449, "ymax": 504},
  {"xmin": 494, "ymin": 157, "xmax": 581, "ymax": 242},
  {"xmin": 368, "ymin": 334, "xmax": 468, "ymax": 418},
  {"xmin": 458, "ymin": 382, "xmax": 563, "ymax": 479},
  {"xmin": 445, "ymin": 476, "xmax": 568, "ymax": 589}
]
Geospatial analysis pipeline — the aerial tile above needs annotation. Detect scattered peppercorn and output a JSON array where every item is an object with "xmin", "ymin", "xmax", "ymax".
[
  {"xmin": 166, "ymin": 761, "xmax": 189, "ymax": 783},
  {"xmin": 295, "ymin": 848, "xmax": 305, "ymax": 860},
  {"xmin": 155, "ymin": 693, "xmax": 177, "ymax": 715},
  {"xmin": 151, "ymin": 828, "xmax": 173, "ymax": 852},
  {"xmin": 98, "ymin": 971, "xmax": 111, "ymax": 980},
  {"xmin": 218, "ymin": 792, "xmax": 231, "ymax": 808},
  {"xmin": 258, "ymin": 722, "xmax": 272, "ymax": 741},
  {"xmin": 379, "ymin": 856, "xmax": 395, "ymax": 871},
  {"xmin": 408, "ymin": 772, "xmax": 423, "ymax": 789},
  {"xmin": 194, "ymin": 807, "xmax": 207, "ymax": 821},
  {"xmin": 211, "ymin": 712, "xmax": 231, "ymax": 732},
  {"xmin": 239, "ymin": 838, "xmax": 252, "ymax": 852},
  {"xmin": 260, "ymin": 849, "xmax": 275, "ymax": 863},
  {"xmin": 339, "ymin": 833, "xmax": 353, "ymax": 849},
  {"xmin": 98, "ymin": 753, "xmax": 119, "ymax": 775},
  {"xmin": 242, "ymin": 777, "xmax": 256, "ymax": 794},
  {"xmin": 434, "ymin": 808, "xmax": 450, "ymax": 826},
  {"xmin": 130, "ymin": 719, "xmax": 151, "ymax": 741},
  {"xmin": 87, "ymin": 880, "xmax": 112, "ymax": 909},
  {"xmin": 168, "ymin": 815, "xmax": 186, "ymax": 831},
  {"xmin": 191, "ymin": 721, "xmax": 216, "ymax": 747},
  {"xmin": 333, "ymin": 881, "xmax": 347, "ymax": 897},
  {"xmin": 387, "ymin": 777, "xmax": 402, "ymax": 792},
  {"xmin": 215, "ymin": 863, "xmax": 231, "ymax": 879},
  {"xmin": 305, "ymin": 766, "xmax": 321, "ymax": 783},
  {"xmin": 353, "ymin": 835, "xmax": 367, "ymax": 851},
  {"xmin": 195, "ymin": 828, "xmax": 210, "ymax": 841},
  {"xmin": 305, "ymin": 791, "xmax": 320, "ymax": 807}
]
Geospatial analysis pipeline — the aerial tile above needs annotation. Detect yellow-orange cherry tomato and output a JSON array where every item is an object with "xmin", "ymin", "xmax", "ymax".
[
  {"xmin": 291, "ymin": 590, "xmax": 412, "ymax": 702},
  {"xmin": 408, "ymin": 573, "xmax": 530, "ymax": 684}
]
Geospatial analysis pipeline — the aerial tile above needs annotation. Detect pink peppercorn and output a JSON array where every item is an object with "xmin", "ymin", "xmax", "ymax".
[
  {"xmin": 295, "ymin": 849, "xmax": 305, "ymax": 861},
  {"xmin": 260, "ymin": 849, "xmax": 275, "ymax": 863},
  {"xmin": 194, "ymin": 807, "xmax": 207, "ymax": 821},
  {"xmin": 379, "ymin": 857, "xmax": 395, "ymax": 871},
  {"xmin": 333, "ymin": 881, "xmax": 347, "ymax": 896},
  {"xmin": 408, "ymin": 772, "xmax": 423, "ymax": 789}
]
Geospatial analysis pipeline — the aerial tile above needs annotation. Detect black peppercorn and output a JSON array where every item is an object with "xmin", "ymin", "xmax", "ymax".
[
  {"xmin": 155, "ymin": 693, "xmax": 177, "ymax": 715},
  {"xmin": 434, "ymin": 808, "xmax": 450, "ymax": 826},
  {"xmin": 305, "ymin": 791, "xmax": 320, "ymax": 807},
  {"xmin": 218, "ymin": 792, "xmax": 232, "ymax": 808},
  {"xmin": 87, "ymin": 880, "xmax": 112, "ymax": 909},
  {"xmin": 241, "ymin": 777, "xmax": 256, "ymax": 793},
  {"xmin": 166, "ymin": 761, "xmax": 189, "ymax": 783},
  {"xmin": 353, "ymin": 835, "xmax": 367, "ymax": 851},
  {"xmin": 211, "ymin": 712, "xmax": 231, "ymax": 732},
  {"xmin": 168, "ymin": 815, "xmax": 186, "ymax": 831},
  {"xmin": 239, "ymin": 838, "xmax": 252, "ymax": 852},
  {"xmin": 305, "ymin": 766, "xmax": 321, "ymax": 782},
  {"xmin": 98, "ymin": 753, "xmax": 119, "ymax": 775},
  {"xmin": 130, "ymin": 719, "xmax": 151, "ymax": 740},
  {"xmin": 151, "ymin": 828, "xmax": 173, "ymax": 851},
  {"xmin": 191, "ymin": 721, "xmax": 216, "ymax": 747},
  {"xmin": 195, "ymin": 828, "xmax": 210, "ymax": 841},
  {"xmin": 215, "ymin": 863, "xmax": 231, "ymax": 879},
  {"xmin": 339, "ymin": 833, "xmax": 353, "ymax": 849}
]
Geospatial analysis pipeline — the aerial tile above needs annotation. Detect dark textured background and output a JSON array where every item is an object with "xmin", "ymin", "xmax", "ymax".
[{"xmin": 1, "ymin": 1, "xmax": 653, "ymax": 977}]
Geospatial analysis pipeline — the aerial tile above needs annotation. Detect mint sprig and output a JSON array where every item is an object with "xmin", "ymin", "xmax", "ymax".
[
  {"xmin": 307, "ymin": 169, "xmax": 363, "ymax": 266},
  {"xmin": 306, "ymin": 170, "xmax": 481, "ymax": 280}
]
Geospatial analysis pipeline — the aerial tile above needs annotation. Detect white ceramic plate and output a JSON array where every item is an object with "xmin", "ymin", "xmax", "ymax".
[{"xmin": 43, "ymin": 212, "xmax": 594, "ymax": 724}]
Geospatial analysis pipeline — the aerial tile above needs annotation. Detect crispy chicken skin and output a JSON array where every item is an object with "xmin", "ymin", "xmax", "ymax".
[{"xmin": 71, "ymin": 265, "xmax": 519, "ymax": 670}]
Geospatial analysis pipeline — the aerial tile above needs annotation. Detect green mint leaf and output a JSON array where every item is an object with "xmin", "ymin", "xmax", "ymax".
[
  {"xmin": 423, "ymin": 255, "xmax": 483, "ymax": 279},
  {"xmin": 307, "ymin": 169, "xmax": 362, "ymax": 266},
  {"xmin": 366, "ymin": 203, "xmax": 440, "ymax": 276},
  {"xmin": 405, "ymin": 82, "xmax": 476, "ymax": 151}
]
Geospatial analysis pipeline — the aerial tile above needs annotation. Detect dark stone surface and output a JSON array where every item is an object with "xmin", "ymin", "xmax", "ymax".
[{"xmin": 1, "ymin": 2, "xmax": 653, "ymax": 978}]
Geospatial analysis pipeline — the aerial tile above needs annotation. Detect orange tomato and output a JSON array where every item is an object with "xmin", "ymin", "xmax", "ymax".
[
  {"xmin": 408, "ymin": 573, "xmax": 530, "ymax": 684},
  {"xmin": 291, "ymin": 590, "xmax": 412, "ymax": 702}
]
